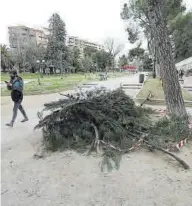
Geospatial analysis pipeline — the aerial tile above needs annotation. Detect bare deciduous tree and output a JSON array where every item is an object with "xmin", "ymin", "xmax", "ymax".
[
  {"xmin": 105, "ymin": 38, "xmax": 123, "ymax": 57},
  {"xmin": 104, "ymin": 38, "xmax": 124, "ymax": 69}
]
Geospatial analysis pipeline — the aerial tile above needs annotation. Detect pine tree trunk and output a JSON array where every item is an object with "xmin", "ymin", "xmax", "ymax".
[{"xmin": 147, "ymin": 0, "xmax": 187, "ymax": 117}]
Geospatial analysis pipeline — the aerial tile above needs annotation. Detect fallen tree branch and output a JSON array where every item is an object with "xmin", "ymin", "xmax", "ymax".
[
  {"xmin": 144, "ymin": 140, "xmax": 190, "ymax": 170},
  {"xmin": 59, "ymin": 93, "xmax": 75, "ymax": 99},
  {"xmin": 140, "ymin": 91, "xmax": 153, "ymax": 107},
  {"xmin": 100, "ymin": 140, "xmax": 123, "ymax": 152},
  {"xmin": 99, "ymin": 138, "xmax": 143, "ymax": 153},
  {"xmin": 87, "ymin": 123, "xmax": 101, "ymax": 154}
]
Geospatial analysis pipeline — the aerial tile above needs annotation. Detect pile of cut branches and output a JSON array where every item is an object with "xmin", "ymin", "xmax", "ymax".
[
  {"xmin": 35, "ymin": 89, "xmax": 151, "ymax": 151},
  {"xmin": 35, "ymin": 88, "xmax": 191, "ymax": 171}
]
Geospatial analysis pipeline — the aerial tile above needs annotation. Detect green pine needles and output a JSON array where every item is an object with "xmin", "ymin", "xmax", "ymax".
[{"xmin": 35, "ymin": 88, "xmax": 191, "ymax": 171}]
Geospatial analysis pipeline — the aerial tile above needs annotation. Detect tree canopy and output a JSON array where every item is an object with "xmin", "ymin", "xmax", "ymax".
[
  {"xmin": 93, "ymin": 50, "xmax": 112, "ymax": 71},
  {"xmin": 45, "ymin": 13, "xmax": 69, "ymax": 73},
  {"xmin": 121, "ymin": 0, "xmax": 191, "ymax": 63},
  {"xmin": 169, "ymin": 12, "xmax": 192, "ymax": 62},
  {"xmin": 118, "ymin": 54, "xmax": 128, "ymax": 67},
  {"xmin": 121, "ymin": 0, "xmax": 187, "ymax": 117},
  {"xmin": 1, "ymin": 45, "xmax": 14, "ymax": 72},
  {"xmin": 128, "ymin": 44, "xmax": 145, "ymax": 61},
  {"xmin": 143, "ymin": 54, "xmax": 153, "ymax": 71}
]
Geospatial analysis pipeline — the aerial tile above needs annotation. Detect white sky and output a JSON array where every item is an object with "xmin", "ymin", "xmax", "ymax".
[{"xmin": 0, "ymin": 0, "xmax": 192, "ymax": 54}]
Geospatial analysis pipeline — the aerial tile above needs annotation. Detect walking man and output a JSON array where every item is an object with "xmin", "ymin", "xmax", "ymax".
[
  {"xmin": 6, "ymin": 70, "xmax": 28, "ymax": 127},
  {"xmin": 180, "ymin": 69, "xmax": 184, "ymax": 79}
]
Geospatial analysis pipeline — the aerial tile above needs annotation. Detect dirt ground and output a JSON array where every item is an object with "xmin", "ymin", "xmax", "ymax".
[{"xmin": 1, "ymin": 83, "xmax": 192, "ymax": 206}]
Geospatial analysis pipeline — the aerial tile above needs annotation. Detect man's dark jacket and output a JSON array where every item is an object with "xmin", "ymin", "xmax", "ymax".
[{"xmin": 7, "ymin": 77, "xmax": 24, "ymax": 102}]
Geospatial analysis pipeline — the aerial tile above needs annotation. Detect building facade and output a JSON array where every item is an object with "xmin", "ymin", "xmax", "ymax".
[
  {"xmin": 68, "ymin": 36, "xmax": 104, "ymax": 58},
  {"xmin": 33, "ymin": 27, "xmax": 49, "ymax": 47},
  {"xmin": 8, "ymin": 25, "xmax": 49, "ymax": 50},
  {"xmin": 176, "ymin": 56, "xmax": 192, "ymax": 72}
]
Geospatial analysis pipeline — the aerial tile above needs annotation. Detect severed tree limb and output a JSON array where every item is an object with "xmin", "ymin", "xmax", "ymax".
[
  {"xmin": 91, "ymin": 123, "xmax": 99, "ymax": 142},
  {"xmin": 140, "ymin": 91, "xmax": 153, "ymax": 107},
  {"xmin": 144, "ymin": 140, "xmax": 190, "ymax": 170},
  {"xmin": 100, "ymin": 140, "xmax": 123, "ymax": 152},
  {"xmin": 88, "ymin": 126, "xmax": 190, "ymax": 170},
  {"xmin": 87, "ymin": 123, "xmax": 100, "ymax": 154},
  {"xmin": 97, "ymin": 139, "xmax": 143, "ymax": 154},
  {"xmin": 59, "ymin": 93, "xmax": 75, "ymax": 99},
  {"xmin": 59, "ymin": 93, "xmax": 70, "ymax": 98}
]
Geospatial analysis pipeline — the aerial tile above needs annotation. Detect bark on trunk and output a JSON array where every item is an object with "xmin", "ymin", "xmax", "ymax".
[
  {"xmin": 155, "ymin": 63, "xmax": 161, "ymax": 78},
  {"xmin": 147, "ymin": 0, "xmax": 187, "ymax": 117}
]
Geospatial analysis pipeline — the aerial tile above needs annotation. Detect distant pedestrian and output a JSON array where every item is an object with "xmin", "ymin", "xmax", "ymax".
[
  {"xmin": 179, "ymin": 69, "xmax": 184, "ymax": 79},
  {"xmin": 5, "ymin": 70, "xmax": 28, "ymax": 127},
  {"xmin": 180, "ymin": 69, "xmax": 184, "ymax": 79}
]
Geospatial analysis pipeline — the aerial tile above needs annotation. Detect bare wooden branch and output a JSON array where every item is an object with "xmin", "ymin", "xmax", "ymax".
[
  {"xmin": 140, "ymin": 91, "xmax": 153, "ymax": 107},
  {"xmin": 144, "ymin": 140, "xmax": 190, "ymax": 170}
]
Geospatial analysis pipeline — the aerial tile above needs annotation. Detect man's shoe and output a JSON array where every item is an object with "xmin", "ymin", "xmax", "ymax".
[
  {"xmin": 21, "ymin": 118, "xmax": 29, "ymax": 123},
  {"xmin": 6, "ymin": 122, "xmax": 13, "ymax": 127}
]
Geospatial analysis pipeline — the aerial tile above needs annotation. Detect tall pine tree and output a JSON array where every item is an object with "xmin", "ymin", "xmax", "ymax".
[
  {"xmin": 121, "ymin": 0, "xmax": 188, "ymax": 117},
  {"xmin": 46, "ymin": 13, "xmax": 69, "ymax": 73}
]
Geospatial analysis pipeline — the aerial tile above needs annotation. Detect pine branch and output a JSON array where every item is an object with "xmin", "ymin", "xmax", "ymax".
[
  {"xmin": 34, "ymin": 88, "xmax": 190, "ymax": 172},
  {"xmin": 144, "ymin": 140, "xmax": 190, "ymax": 170}
]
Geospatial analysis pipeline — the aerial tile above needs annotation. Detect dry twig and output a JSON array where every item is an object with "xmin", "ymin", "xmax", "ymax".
[
  {"xmin": 144, "ymin": 140, "xmax": 190, "ymax": 170},
  {"xmin": 140, "ymin": 91, "xmax": 153, "ymax": 107}
]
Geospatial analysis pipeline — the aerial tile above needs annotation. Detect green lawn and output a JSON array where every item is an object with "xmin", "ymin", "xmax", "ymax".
[
  {"xmin": 1, "ymin": 73, "xmax": 40, "ymax": 81},
  {"xmin": 137, "ymin": 78, "xmax": 192, "ymax": 101},
  {"xmin": 1, "ymin": 72, "xmax": 126, "ymax": 96}
]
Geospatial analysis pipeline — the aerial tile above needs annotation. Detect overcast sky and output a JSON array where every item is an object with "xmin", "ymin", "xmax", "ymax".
[{"xmin": 0, "ymin": 0, "xmax": 192, "ymax": 54}]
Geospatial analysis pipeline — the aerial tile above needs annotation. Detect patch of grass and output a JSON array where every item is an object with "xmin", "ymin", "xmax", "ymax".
[
  {"xmin": 1, "ymin": 74, "xmax": 93, "ymax": 96},
  {"xmin": 148, "ymin": 116, "xmax": 191, "ymax": 148},
  {"xmin": 1, "ymin": 73, "xmax": 39, "ymax": 81},
  {"xmin": 1, "ymin": 72, "xmax": 126, "ymax": 96},
  {"xmin": 1, "ymin": 71, "xmax": 126, "ymax": 81},
  {"xmin": 137, "ymin": 78, "xmax": 192, "ymax": 101}
]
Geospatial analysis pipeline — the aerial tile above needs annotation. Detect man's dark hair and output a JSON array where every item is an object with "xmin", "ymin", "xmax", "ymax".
[{"xmin": 10, "ymin": 69, "xmax": 18, "ymax": 76}]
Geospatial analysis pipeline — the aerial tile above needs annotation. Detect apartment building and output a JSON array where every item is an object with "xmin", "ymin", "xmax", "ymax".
[
  {"xmin": 68, "ymin": 36, "xmax": 104, "ymax": 57},
  {"xmin": 8, "ymin": 25, "xmax": 49, "ymax": 50},
  {"xmin": 33, "ymin": 27, "xmax": 49, "ymax": 47},
  {"xmin": 8, "ymin": 26, "xmax": 36, "ymax": 49}
]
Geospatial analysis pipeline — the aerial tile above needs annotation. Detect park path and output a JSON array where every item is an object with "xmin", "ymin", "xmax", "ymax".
[
  {"xmin": 1, "ymin": 74, "xmax": 192, "ymax": 206},
  {"xmin": 1, "ymin": 74, "xmax": 141, "ymax": 146},
  {"xmin": 183, "ymin": 76, "xmax": 192, "ymax": 94},
  {"xmin": 78, "ymin": 73, "xmax": 142, "ymax": 98}
]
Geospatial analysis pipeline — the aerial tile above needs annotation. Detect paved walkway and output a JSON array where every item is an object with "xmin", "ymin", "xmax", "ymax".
[
  {"xmin": 184, "ymin": 76, "xmax": 192, "ymax": 86},
  {"xmin": 183, "ymin": 76, "xmax": 192, "ymax": 94},
  {"xmin": 79, "ymin": 73, "xmax": 142, "ymax": 98},
  {"xmin": 1, "ymin": 74, "xmax": 141, "ymax": 145}
]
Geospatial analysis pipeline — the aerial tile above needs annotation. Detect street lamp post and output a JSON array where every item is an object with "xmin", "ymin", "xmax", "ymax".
[
  {"xmin": 36, "ymin": 59, "xmax": 45, "ymax": 85},
  {"xmin": 36, "ymin": 60, "xmax": 41, "ymax": 85},
  {"xmin": 42, "ymin": 60, "xmax": 45, "ymax": 76}
]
